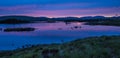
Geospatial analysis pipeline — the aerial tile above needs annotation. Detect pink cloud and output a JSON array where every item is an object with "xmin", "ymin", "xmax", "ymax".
[{"xmin": 20, "ymin": 7, "xmax": 119, "ymax": 17}]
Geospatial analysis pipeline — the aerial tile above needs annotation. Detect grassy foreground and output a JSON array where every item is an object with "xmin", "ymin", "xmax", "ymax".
[{"xmin": 0, "ymin": 35, "xmax": 120, "ymax": 58}]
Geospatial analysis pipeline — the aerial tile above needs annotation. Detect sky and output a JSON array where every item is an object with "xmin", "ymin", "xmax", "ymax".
[{"xmin": 0, "ymin": 0, "xmax": 120, "ymax": 17}]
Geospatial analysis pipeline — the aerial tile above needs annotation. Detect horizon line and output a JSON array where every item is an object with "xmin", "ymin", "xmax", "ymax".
[{"xmin": 0, "ymin": 15, "xmax": 119, "ymax": 18}]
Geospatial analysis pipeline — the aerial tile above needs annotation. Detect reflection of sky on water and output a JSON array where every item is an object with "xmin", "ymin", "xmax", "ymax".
[{"xmin": 0, "ymin": 22, "xmax": 120, "ymax": 50}]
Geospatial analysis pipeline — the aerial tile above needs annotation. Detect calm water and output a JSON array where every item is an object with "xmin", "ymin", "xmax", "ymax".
[{"xmin": 0, "ymin": 22, "xmax": 120, "ymax": 50}]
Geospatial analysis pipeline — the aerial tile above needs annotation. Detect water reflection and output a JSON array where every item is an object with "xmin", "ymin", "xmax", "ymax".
[{"xmin": 0, "ymin": 22, "xmax": 120, "ymax": 50}]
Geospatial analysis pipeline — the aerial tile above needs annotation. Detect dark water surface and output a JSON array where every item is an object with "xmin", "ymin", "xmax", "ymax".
[{"xmin": 0, "ymin": 22, "xmax": 120, "ymax": 50}]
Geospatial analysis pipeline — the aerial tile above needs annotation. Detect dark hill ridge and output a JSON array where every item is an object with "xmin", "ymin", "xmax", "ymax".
[
  {"xmin": 0, "ymin": 15, "xmax": 120, "ymax": 21},
  {"xmin": 0, "ymin": 16, "xmax": 35, "ymax": 21},
  {"xmin": 0, "ymin": 16, "xmax": 49, "ymax": 21}
]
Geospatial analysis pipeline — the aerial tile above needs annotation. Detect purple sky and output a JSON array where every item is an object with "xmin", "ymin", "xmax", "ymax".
[{"xmin": 0, "ymin": 0, "xmax": 120, "ymax": 17}]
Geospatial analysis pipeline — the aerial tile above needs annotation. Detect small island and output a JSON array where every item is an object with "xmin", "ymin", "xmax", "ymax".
[{"xmin": 4, "ymin": 27, "xmax": 35, "ymax": 32}]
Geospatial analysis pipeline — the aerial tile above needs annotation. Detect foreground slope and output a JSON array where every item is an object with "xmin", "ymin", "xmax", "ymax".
[{"xmin": 0, "ymin": 35, "xmax": 120, "ymax": 58}]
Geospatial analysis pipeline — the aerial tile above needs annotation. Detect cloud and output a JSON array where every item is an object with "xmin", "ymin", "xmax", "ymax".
[
  {"xmin": 0, "ymin": 0, "xmax": 120, "ymax": 17},
  {"xmin": 15, "ymin": 7, "xmax": 119, "ymax": 17}
]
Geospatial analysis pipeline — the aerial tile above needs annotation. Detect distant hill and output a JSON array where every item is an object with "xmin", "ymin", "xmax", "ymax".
[
  {"xmin": 0, "ymin": 16, "xmax": 49, "ymax": 21},
  {"xmin": 0, "ymin": 15, "xmax": 120, "ymax": 22},
  {"xmin": 0, "ymin": 16, "xmax": 35, "ymax": 21},
  {"xmin": 80, "ymin": 16, "xmax": 105, "ymax": 20}
]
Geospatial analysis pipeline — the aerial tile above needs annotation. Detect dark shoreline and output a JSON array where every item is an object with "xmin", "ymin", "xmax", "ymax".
[{"xmin": 85, "ymin": 20, "xmax": 120, "ymax": 26}]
